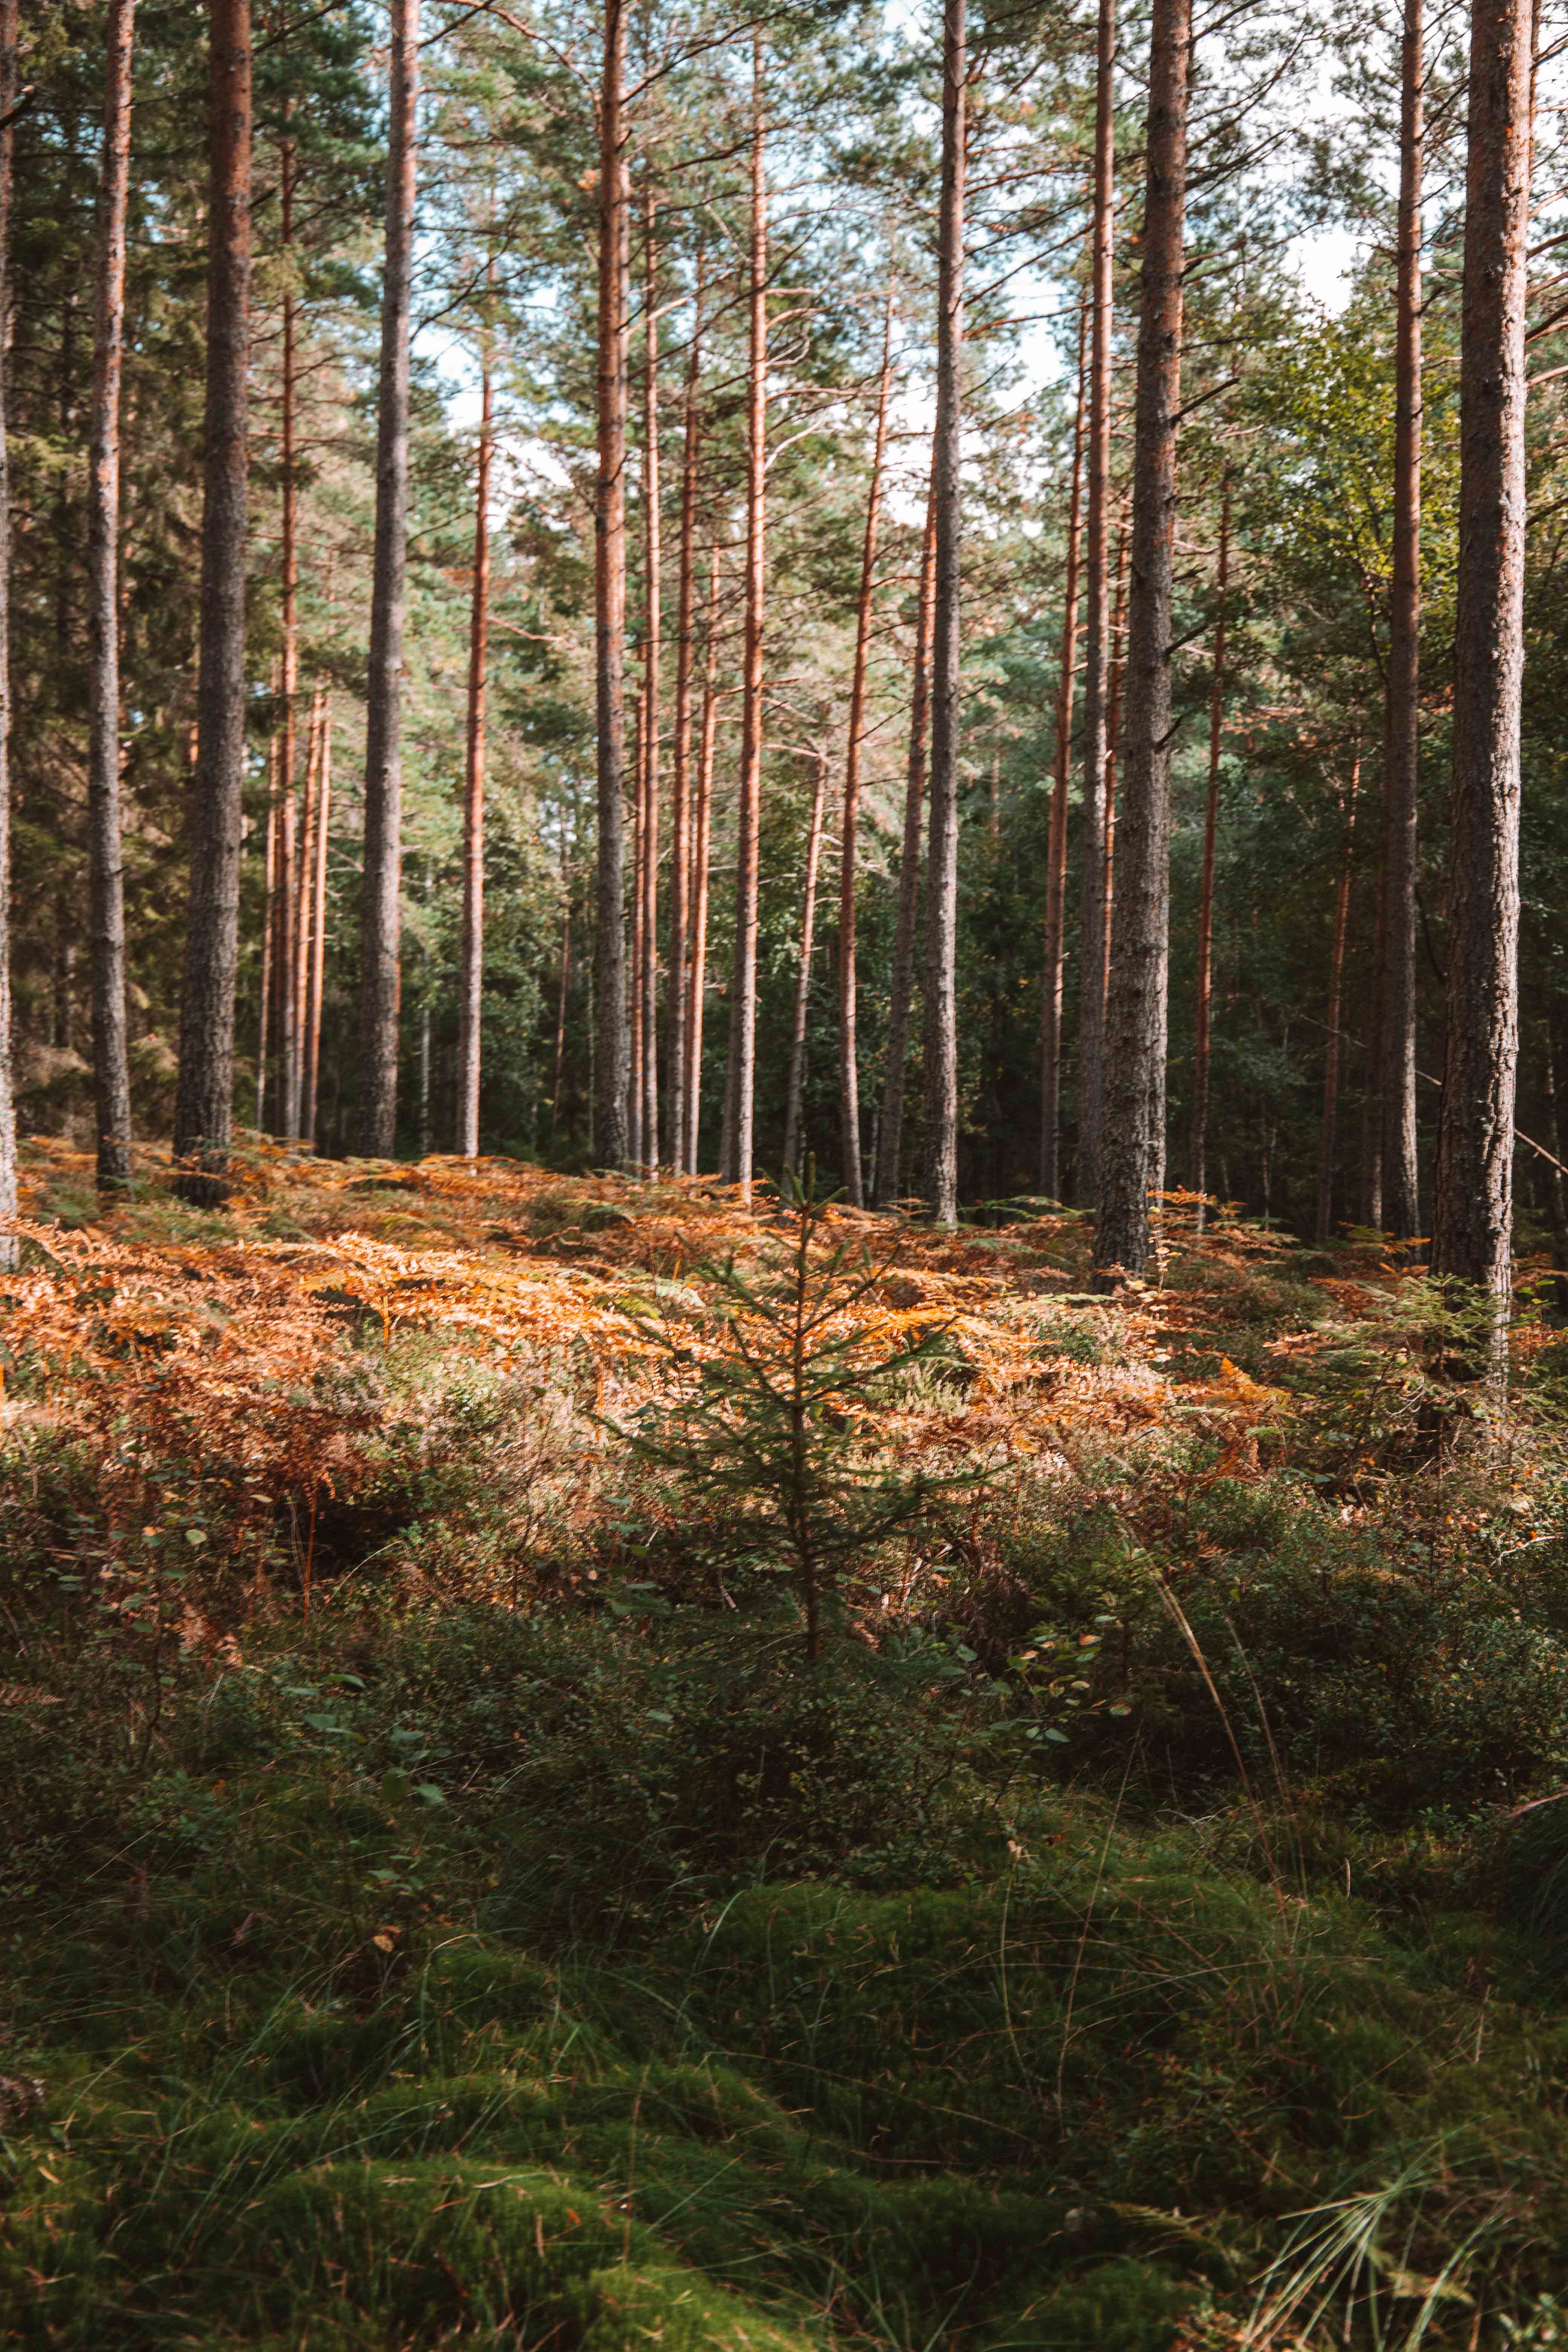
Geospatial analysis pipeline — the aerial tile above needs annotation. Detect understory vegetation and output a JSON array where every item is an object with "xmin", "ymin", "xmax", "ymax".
[{"xmin": 8, "ymin": 1145, "xmax": 1568, "ymax": 2347}]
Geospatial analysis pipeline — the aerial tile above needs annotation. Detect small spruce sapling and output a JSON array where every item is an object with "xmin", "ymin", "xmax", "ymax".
[{"xmin": 623, "ymin": 1169, "xmax": 980, "ymax": 1663}]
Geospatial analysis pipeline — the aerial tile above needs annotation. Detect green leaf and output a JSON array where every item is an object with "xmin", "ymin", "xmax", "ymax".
[{"xmin": 415, "ymin": 1783, "xmax": 446, "ymax": 1806}]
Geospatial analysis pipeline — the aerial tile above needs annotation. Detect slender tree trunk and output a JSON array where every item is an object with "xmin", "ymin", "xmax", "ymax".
[
  {"xmin": 669, "ymin": 244, "xmax": 704, "ymax": 1165},
  {"xmin": 87, "ymin": 0, "xmax": 136, "ymax": 1193},
  {"xmin": 271, "ymin": 728, "xmax": 296, "ymax": 1137},
  {"xmin": 837, "ymin": 282, "xmax": 894, "ymax": 1208},
  {"xmin": 1040, "ymin": 301, "xmax": 1086, "ymax": 1199},
  {"xmin": 1093, "ymin": 0, "xmax": 1190, "ymax": 1277},
  {"xmin": 874, "ymin": 482, "xmax": 936, "ymax": 1207},
  {"xmin": 1382, "ymin": 0, "xmax": 1425, "ymax": 1241},
  {"xmin": 641, "ymin": 181, "xmax": 662, "ymax": 1170},
  {"xmin": 278, "ymin": 120, "xmax": 302, "ymax": 1139},
  {"xmin": 355, "ymin": 0, "xmax": 418, "ymax": 1156},
  {"xmin": 173, "ymin": 0, "xmax": 253, "ymax": 1193},
  {"xmin": 551, "ymin": 825, "xmax": 571, "ymax": 1145},
  {"xmin": 922, "ymin": 0, "xmax": 966, "ymax": 1227},
  {"xmin": 628, "ymin": 682, "xmax": 645, "ymax": 1165},
  {"xmin": 1190, "ymin": 471, "xmax": 1230, "ymax": 1228},
  {"xmin": 686, "ymin": 539, "xmax": 720, "ymax": 1173},
  {"xmin": 1432, "ymin": 0, "xmax": 1531, "ymax": 1320},
  {"xmin": 594, "ymin": 0, "xmax": 630, "ymax": 1167},
  {"xmin": 418, "ymin": 868, "xmax": 431, "ymax": 1158},
  {"xmin": 1362, "ymin": 852, "xmax": 1386, "ymax": 1225},
  {"xmin": 302, "ymin": 694, "xmax": 330, "ymax": 1144},
  {"xmin": 457, "ymin": 348, "xmax": 492, "ymax": 1157},
  {"xmin": 1077, "ymin": 0, "xmax": 1117, "ymax": 1208},
  {"xmin": 292, "ymin": 684, "xmax": 321, "ymax": 1139},
  {"xmin": 0, "ymin": 0, "xmax": 18, "ymax": 1263},
  {"xmin": 721, "ymin": 36, "xmax": 767, "ymax": 1202},
  {"xmin": 1317, "ymin": 755, "xmax": 1360, "ymax": 1246},
  {"xmin": 290, "ymin": 687, "xmax": 317, "ymax": 1143},
  {"xmin": 783, "ymin": 751, "xmax": 828, "ymax": 1181},
  {"xmin": 257, "ymin": 728, "xmax": 277, "ymax": 1132}
]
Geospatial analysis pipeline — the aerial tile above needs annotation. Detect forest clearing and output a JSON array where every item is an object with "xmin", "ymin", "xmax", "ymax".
[{"xmin": 6, "ymin": 0, "xmax": 1568, "ymax": 2337}]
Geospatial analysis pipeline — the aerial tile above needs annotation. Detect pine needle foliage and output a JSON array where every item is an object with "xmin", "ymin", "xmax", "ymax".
[{"xmin": 621, "ymin": 1171, "xmax": 985, "ymax": 1661}]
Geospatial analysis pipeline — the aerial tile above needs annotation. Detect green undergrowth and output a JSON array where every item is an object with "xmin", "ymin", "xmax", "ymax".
[{"xmin": 7, "ymin": 1609, "xmax": 1568, "ymax": 2348}]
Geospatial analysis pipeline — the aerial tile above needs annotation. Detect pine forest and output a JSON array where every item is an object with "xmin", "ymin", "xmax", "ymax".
[{"xmin": 11, "ymin": 0, "xmax": 1568, "ymax": 2343}]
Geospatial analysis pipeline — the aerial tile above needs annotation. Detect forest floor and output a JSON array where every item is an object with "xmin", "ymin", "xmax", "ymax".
[{"xmin": 5, "ymin": 1139, "xmax": 1568, "ymax": 2349}]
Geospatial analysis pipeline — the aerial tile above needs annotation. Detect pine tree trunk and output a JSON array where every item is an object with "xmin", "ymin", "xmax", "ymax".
[
  {"xmin": 922, "ymin": 0, "xmax": 966, "ymax": 1227},
  {"xmin": 721, "ymin": 38, "xmax": 767, "ymax": 1202},
  {"xmin": 686, "ymin": 540, "xmax": 721, "ymax": 1173},
  {"xmin": 1040, "ymin": 301, "xmax": 1086, "ymax": 1199},
  {"xmin": 839, "ymin": 284, "xmax": 894, "ymax": 1208},
  {"xmin": 88, "ymin": 0, "xmax": 136, "ymax": 1194},
  {"xmin": 1190, "ymin": 471, "xmax": 1229, "ymax": 1228},
  {"xmin": 457, "ymin": 351, "xmax": 491, "ymax": 1158},
  {"xmin": 1093, "ymin": 0, "xmax": 1189, "ymax": 1277},
  {"xmin": 271, "ymin": 735, "xmax": 296, "ymax": 1138},
  {"xmin": 668, "ymin": 245, "xmax": 704, "ymax": 1166},
  {"xmin": 1361, "ymin": 851, "xmax": 1386, "ymax": 1226},
  {"xmin": 302, "ymin": 694, "xmax": 330, "ymax": 1145},
  {"xmin": 257, "ymin": 729, "xmax": 277, "ymax": 1132},
  {"xmin": 628, "ymin": 683, "xmax": 645, "ymax": 1166},
  {"xmin": 0, "ymin": 0, "xmax": 19, "ymax": 1265},
  {"xmin": 173, "ymin": 0, "xmax": 253, "ymax": 1195},
  {"xmin": 1382, "ymin": 0, "xmax": 1424, "ymax": 1240},
  {"xmin": 874, "ymin": 483, "xmax": 936, "ymax": 1207},
  {"xmin": 1317, "ymin": 756, "xmax": 1359, "ymax": 1246},
  {"xmin": 292, "ymin": 684, "xmax": 321, "ymax": 1142},
  {"xmin": 355, "ymin": 0, "xmax": 418, "ymax": 1157},
  {"xmin": 1076, "ymin": 0, "xmax": 1117, "ymax": 1209},
  {"xmin": 594, "ymin": 0, "xmax": 630, "ymax": 1167},
  {"xmin": 641, "ymin": 183, "xmax": 662, "ymax": 1170},
  {"xmin": 279, "ymin": 121, "xmax": 302, "ymax": 1139},
  {"xmin": 550, "ymin": 826, "xmax": 571, "ymax": 1145},
  {"xmin": 1432, "ymin": 0, "xmax": 1531, "ymax": 1318},
  {"xmin": 783, "ymin": 751, "xmax": 828, "ymax": 1182}
]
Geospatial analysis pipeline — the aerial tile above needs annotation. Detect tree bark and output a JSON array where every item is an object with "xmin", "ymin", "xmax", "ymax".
[
  {"xmin": 922, "ymin": 0, "xmax": 966, "ymax": 1227},
  {"xmin": 278, "ymin": 118, "xmax": 301, "ymax": 1139},
  {"xmin": 668, "ymin": 243, "xmax": 704, "ymax": 1167},
  {"xmin": 355, "ymin": 0, "xmax": 418, "ymax": 1157},
  {"xmin": 628, "ymin": 681, "xmax": 645, "ymax": 1166},
  {"xmin": 1432, "ymin": 0, "xmax": 1531, "ymax": 1320},
  {"xmin": 257, "ymin": 724, "xmax": 277, "ymax": 1132},
  {"xmin": 88, "ymin": 0, "xmax": 136, "ymax": 1193},
  {"xmin": 874, "ymin": 481, "xmax": 936, "ymax": 1207},
  {"xmin": 1076, "ymin": 0, "xmax": 1117, "ymax": 1208},
  {"xmin": 302, "ymin": 693, "xmax": 330, "ymax": 1145},
  {"xmin": 1361, "ymin": 848, "xmax": 1386, "ymax": 1226},
  {"xmin": 1317, "ymin": 755, "xmax": 1359, "ymax": 1247},
  {"xmin": 1190, "ymin": 470, "xmax": 1229, "ymax": 1228},
  {"xmin": 1093, "ymin": 0, "xmax": 1189, "ymax": 1277},
  {"xmin": 291, "ymin": 681, "xmax": 320, "ymax": 1142},
  {"xmin": 174, "ymin": 0, "xmax": 253, "ymax": 1193},
  {"xmin": 0, "ymin": 0, "xmax": 18, "ymax": 1265},
  {"xmin": 550, "ymin": 822, "xmax": 571, "ymax": 1145},
  {"xmin": 594, "ymin": 0, "xmax": 630, "ymax": 1167},
  {"xmin": 1382, "ymin": 0, "xmax": 1424, "ymax": 1241},
  {"xmin": 457, "ymin": 346, "xmax": 491, "ymax": 1158},
  {"xmin": 720, "ymin": 36, "xmax": 767, "ymax": 1202},
  {"xmin": 1040, "ymin": 300, "xmax": 1086, "ymax": 1199},
  {"xmin": 839, "ymin": 281, "xmax": 894, "ymax": 1208},
  {"xmin": 640, "ymin": 180, "xmax": 661, "ymax": 1169},
  {"xmin": 782, "ymin": 750, "xmax": 828, "ymax": 1182},
  {"xmin": 686, "ymin": 539, "xmax": 721, "ymax": 1173}
]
